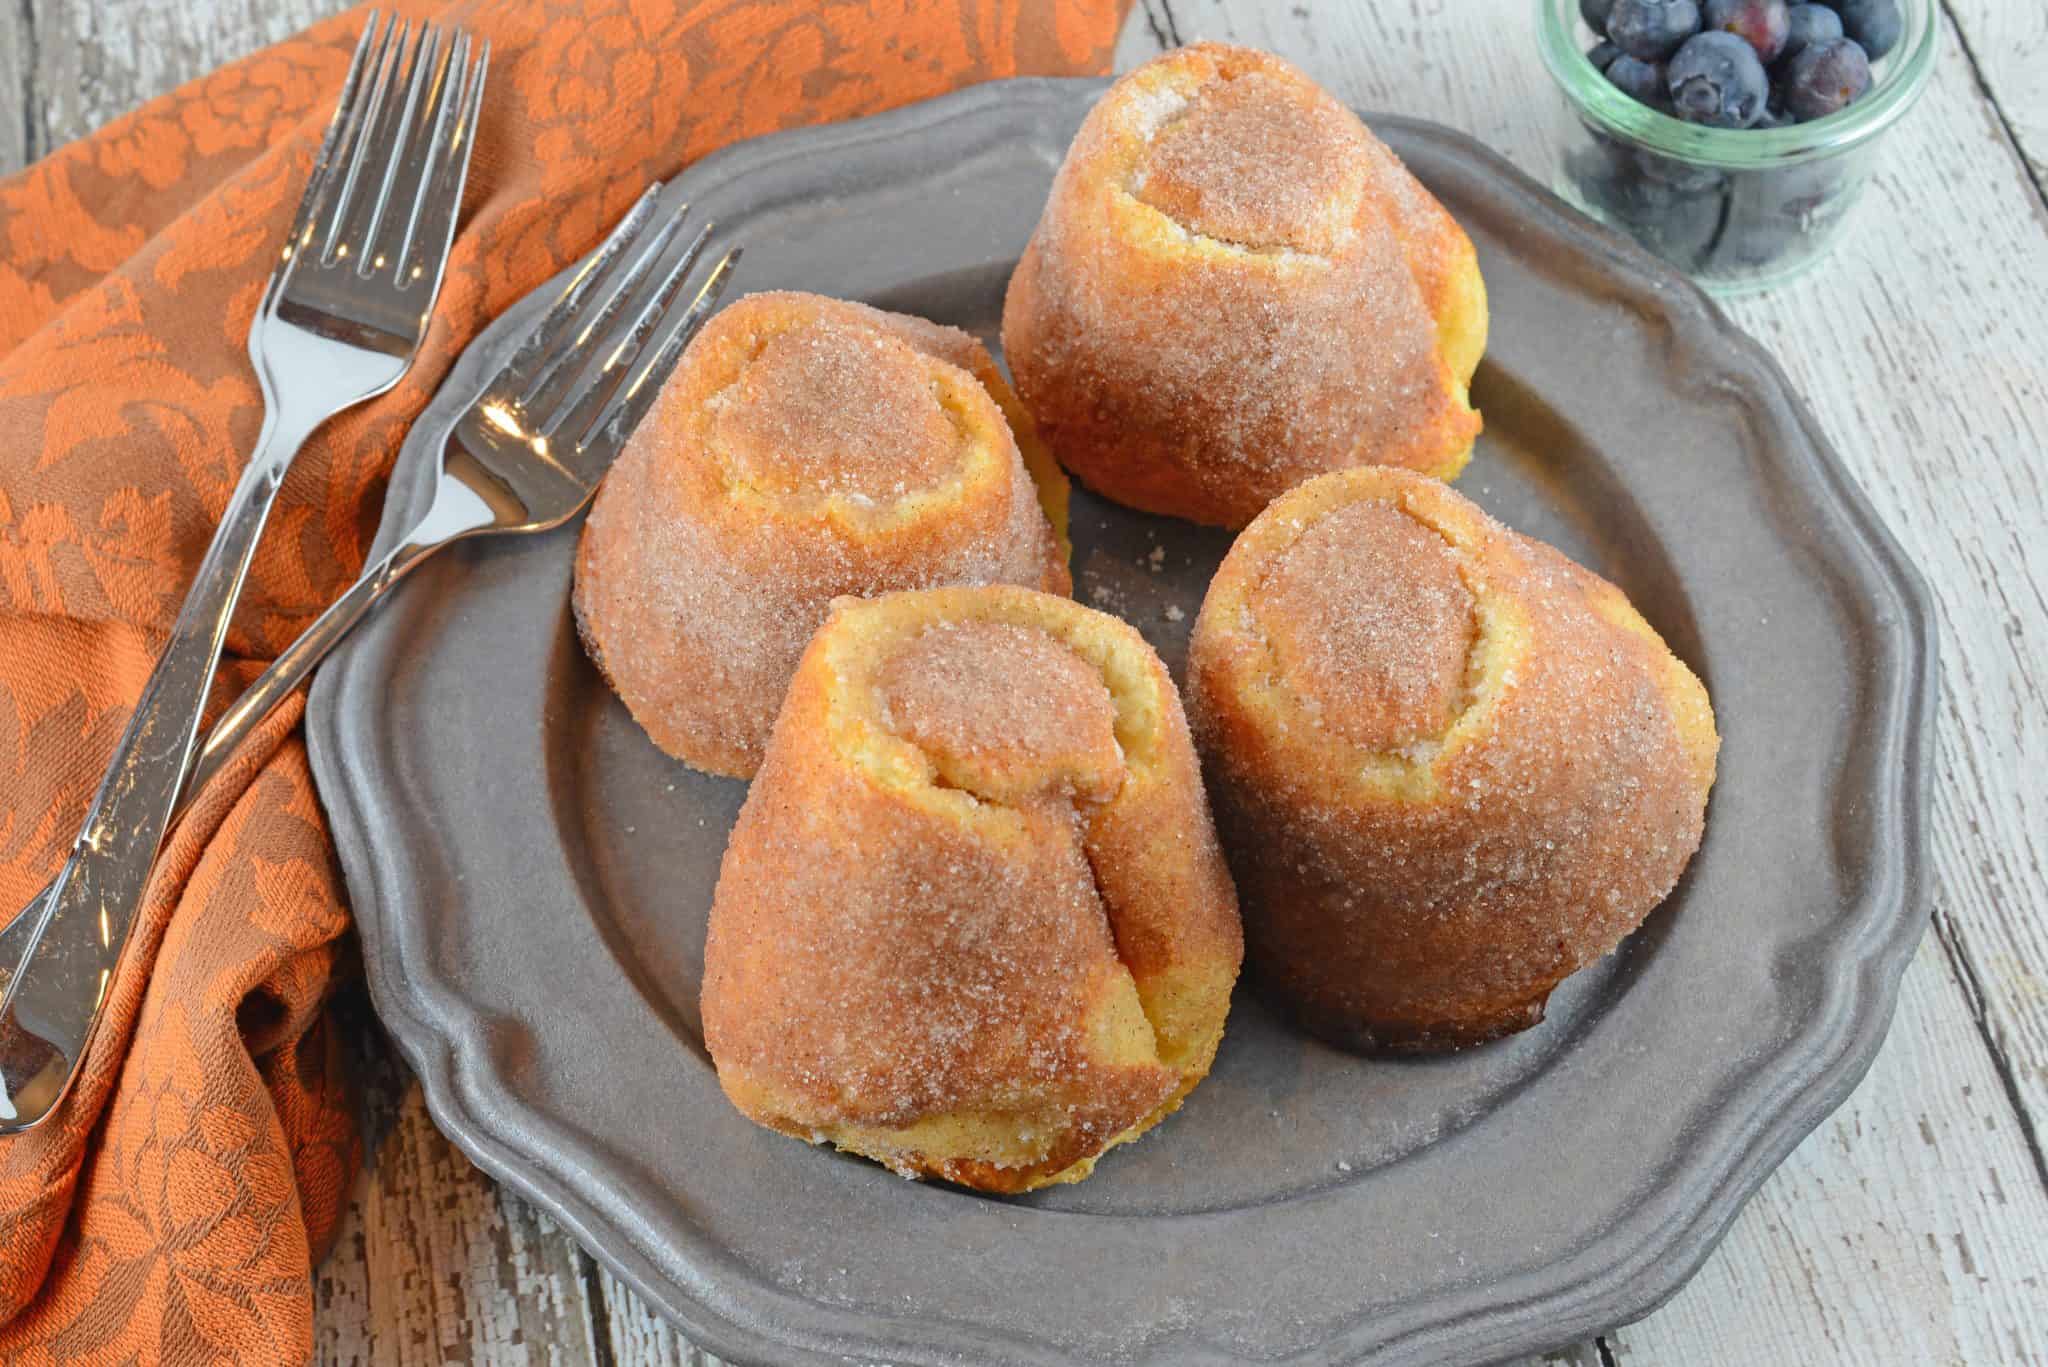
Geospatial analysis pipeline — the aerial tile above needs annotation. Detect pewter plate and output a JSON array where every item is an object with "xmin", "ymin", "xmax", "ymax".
[{"xmin": 306, "ymin": 79, "xmax": 1936, "ymax": 1366}]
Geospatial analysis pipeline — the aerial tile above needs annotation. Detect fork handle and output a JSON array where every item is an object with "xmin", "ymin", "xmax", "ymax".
[
  {"xmin": 191, "ymin": 456, "xmax": 506, "ymax": 795},
  {"xmin": 192, "ymin": 539, "xmax": 419, "ymax": 796},
  {"xmin": 0, "ymin": 402, "xmax": 327, "ymax": 1132},
  {"xmin": 0, "ymin": 551, "xmax": 411, "ymax": 1028},
  {"xmin": 0, "ymin": 457, "xmax": 497, "ymax": 1116}
]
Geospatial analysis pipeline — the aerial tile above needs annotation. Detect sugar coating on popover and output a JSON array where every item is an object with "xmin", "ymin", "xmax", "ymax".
[
  {"xmin": 1253, "ymin": 498, "xmax": 1479, "ymax": 750},
  {"xmin": 573, "ymin": 292, "xmax": 1070, "ymax": 779},
  {"xmin": 702, "ymin": 586, "xmax": 1242, "ymax": 1192},
  {"xmin": 1188, "ymin": 468, "xmax": 1717, "ymax": 1052},
  {"xmin": 1001, "ymin": 42, "xmax": 1487, "ymax": 529}
]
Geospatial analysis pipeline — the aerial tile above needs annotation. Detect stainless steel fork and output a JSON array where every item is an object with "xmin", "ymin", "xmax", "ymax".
[
  {"xmin": 0, "ymin": 13, "xmax": 487, "ymax": 1131},
  {"xmin": 0, "ymin": 183, "xmax": 735, "ymax": 1133},
  {"xmin": 181, "ymin": 188, "xmax": 739, "ymax": 783}
]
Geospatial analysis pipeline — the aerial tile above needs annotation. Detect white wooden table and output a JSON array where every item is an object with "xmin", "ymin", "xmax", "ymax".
[{"xmin": 6, "ymin": 1, "xmax": 2043, "ymax": 1361}]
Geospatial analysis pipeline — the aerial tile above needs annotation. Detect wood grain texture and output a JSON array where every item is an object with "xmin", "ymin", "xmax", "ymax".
[
  {"xmin": 314, "ymin": 992, "xmax": 608, "ymax": 1367},
  {"xmin": 598, "ymin": 1266, "xmax": 730, "ymax": 1367},
  {"xmin": 0, "ymin": 0, "xmax": 31, "ymax": 172},
  {"xmin": 17, "ymin": 0, "xmax": 348, "ymax": 164},
  {"xmin": 1943, "ymin": 0, "xmax": 2048, "ymax": 195},
  {"xmin": 1601, "ymin": 939, "xmax": 2048, "ymax": 1363},
  {"xmin": 10, "ymin": 0, "xmax": 2046, "ymax": 1363}
]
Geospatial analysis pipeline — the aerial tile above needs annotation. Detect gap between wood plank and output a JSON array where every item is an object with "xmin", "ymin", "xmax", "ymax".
[
  {"xmin": 1141, "ymin": 0, "xmax": 1186, "ymax": 51},
  {"xmin": 1932, "ymin": 906, "xmax": 2048, "ymax": 1196},
  {"xmin": 1939, "ymin": 1, "xmax": 2048, "ymax": 217},
  {"xmin": 580, "ymin": 1249, "xmax": 621, "ymax": 1367},
  {"xmin": 13, "ymin": 0, "xmax": 39, "ymax": 164}
]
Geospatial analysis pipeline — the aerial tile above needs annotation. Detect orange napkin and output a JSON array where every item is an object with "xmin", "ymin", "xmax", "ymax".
[{"xmin": 0, "ymin": 1, "xmax": 1129, "ymax": 1357}]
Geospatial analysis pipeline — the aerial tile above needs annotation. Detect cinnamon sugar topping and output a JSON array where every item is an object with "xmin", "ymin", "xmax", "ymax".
[
  {"xmin": 876, "ymin": 620, "xmax": 1123, "ymax": 803},
  {"xmin": 1253, "ymin": 499, "xmax": 1476, "ymax": 751},
  {"xmin": 708, "ymin": 312, "xmax": 960, "ymax": 500},
  {"xmin": 1134, "ymin": 69, "xmax": 1361, "ymax": 253}
]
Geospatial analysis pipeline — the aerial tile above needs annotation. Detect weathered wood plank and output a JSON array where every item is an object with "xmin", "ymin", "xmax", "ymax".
[
  {"xmin": 314, "ymin": 991, "xmax": 605, "ymax": 1367},
  {"xmin": 596, "ymin": 1266, "xmax": 730, "ymax": 1367},
  {"xmin": 1603, "ymin": 938, "xmax": 2048, "ymax": 1363},
  {"xmin": 1944, "ymin": 0, "xmax": 2048, "ymax": 196},
  {"xmin": 0, "ymin": 0, "xmax": 32, "ymax": 175},
  {"xmin": 21, "ymin": 0, "xmax": 347, "ymax": 157}
]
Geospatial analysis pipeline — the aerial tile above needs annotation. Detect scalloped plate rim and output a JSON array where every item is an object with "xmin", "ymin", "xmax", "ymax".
[{"xmin": 306, "ymin": 77, "xmax": 1937, "ymax": 1367}]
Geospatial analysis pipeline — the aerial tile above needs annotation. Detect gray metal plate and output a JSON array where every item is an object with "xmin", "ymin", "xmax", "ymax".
[{"xmin": 305, "ymin": 78, "xmax": 1936, "ymax": 1367}]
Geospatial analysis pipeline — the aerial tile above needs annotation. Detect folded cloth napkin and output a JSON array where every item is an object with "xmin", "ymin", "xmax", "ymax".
[{"xmin": 0, "ymin": 0, "xmax": 1129, "ymax": 1357}]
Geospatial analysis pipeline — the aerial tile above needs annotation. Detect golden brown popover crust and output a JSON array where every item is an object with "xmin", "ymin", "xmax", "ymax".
[
  {"xmin": 573, "ymin": 292, "xmax": 1071, "ymax": 779},
  {"xmin": 1187, "ymin": 469, "xmax": 1718, "ymax": 1051},
  {"xmin": 702, "ymin": 586, "xmax": 1242, "ymax": 1192},
  {"xmin": 1001, "ymin": 42, "xmax": 1487, "ymax": 529}
]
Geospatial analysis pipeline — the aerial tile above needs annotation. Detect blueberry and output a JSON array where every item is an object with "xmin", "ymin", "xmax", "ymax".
[
  {"xmin": 1725, "ymin": 159, "xmax": 1852, "ymax": 263},
  {"xmin": 1567, "ymin": 132, "xmax": 1638, "ymax": 191},
  {"xmin": 1636, "ymin": 148, "xmax": 1727, "ymax": 192},
  {"xmin": 1623, "ymin": 176, "xmax": 1729, "ymax": 267},
  {"xmin": 1668, "ymin": 31, "xmax": 1771, "ymax": 127},
  {"xmin": 1835, "ymin": 0, "xmax": 1901, "ymax": 60},
  {"xmin": 1608, "ymin": 0, "xmax": 1703, "ymax": 61},
  {"xmin": 1703, "ymin": 0, "xmax": 1790, "ymax": 64},
  {"xmin": 1582, "ymin": 0, "xmax": 1619, "ymax": 34},
  {"xmin": 1785, "ymin": 36, "xmax": 1872, "ymax": 121},
  {"xmin": 1755, "ymin": 104, "xmax": 1796, "ymax": 128},
  {"xmin": 1778, "ymin": 4, "xmax": 1844, "ymax": 67},
  {"xmin": 1757, "ymin": 158, "xmax": 1849, "ymax": 219},
  {"xmin": 1607, "ymin": 54, "xmax": 1673, "ymax": 109},
  {"xmin": 1708, "ymin": 215, "xmax": 1805, "ymax": 270},
  {"xmin": 1568, "ymin": 142, "xmax": 1728, "ymax": 269},
  {"xmin": 1566, "ymin": 138, "xmax": 1637, "ymax": 202},
  {"xmin": 1588, "ymin": 40, "xmax": 1622, "ymax": 71}
]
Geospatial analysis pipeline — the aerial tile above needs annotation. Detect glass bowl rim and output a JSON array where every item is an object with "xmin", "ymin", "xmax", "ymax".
[{"xmin": 1537, "ymin": 0, "xmax": 1938, "ymax": 167}]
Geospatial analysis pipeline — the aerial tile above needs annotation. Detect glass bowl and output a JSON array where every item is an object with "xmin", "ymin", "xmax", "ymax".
[{"xmin": 1536, "ymin": 0, "xmax": 1937, "ymax": 295}]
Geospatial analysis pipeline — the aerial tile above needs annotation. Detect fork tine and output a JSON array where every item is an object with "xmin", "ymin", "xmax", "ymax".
[
  {"xmin": 382, "ymin": 26, "xmax": 463, "ymax": 286},
  {"xmin": 355, "ymin": 22, "xmax": 441, "ymax": 278},
  {"xmin": 538, "ymin": 219, "xmax": 713, "ymax": 442},
  {"xmin": 597, "ymin": 219, "xmax": 714, "ymax": 375},
  {"xmin": 518, "ymin": 199, "xmax": 689, "ymax": 416},
  {"xmin": 334, "ymin": 18, "xmax": 422, "ymax": 270},
  {"xmin": 318, "ymin": 16, "xmax": 409, "ymax": 264},
  {"xmin": 576, "ymin": 245, "xmax": 740, "ymax": 450},
  {"xmin": 393, "ymin": 26, "xmax": 468, "ymax": 284},
  {"xmin": 495, "ymin": 184, "xmax": 665, "ymax": 384},
  {"xmin": 258, "ymin": 12, "xmax": 383, "ymax": 322},
  {"xmin": 459, "ymin": 40, "xmax": 489, "ymax": 151},
  {"xmin": 395, "ymin": 36, "xmax": 487, "ymax": 296},
  {"xmin": 281, "ymin": 11, "xmax": 383, "ymax": 270}
]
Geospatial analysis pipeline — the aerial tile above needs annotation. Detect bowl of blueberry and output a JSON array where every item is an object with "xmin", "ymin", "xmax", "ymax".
[{"xmin": 1540, "ymin": 0, "xmax": 1935, "ymax": 293}]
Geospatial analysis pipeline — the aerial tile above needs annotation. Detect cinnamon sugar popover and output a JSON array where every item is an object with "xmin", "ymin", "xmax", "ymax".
[
  {"xmin": 1001, "ymin": 42, "xmax": 1487, "ymax": 529},
  {"xmin": 702, "ymin": 586, "xmax": 1243, "ymax": 1192},
  {"xmin": 573, "ymin": 292, "xmax": 1070, "ymax": 779},
  {"xmin": 1188, "ymin": 469, "xmax": 1718, "ymax": 1052}
]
